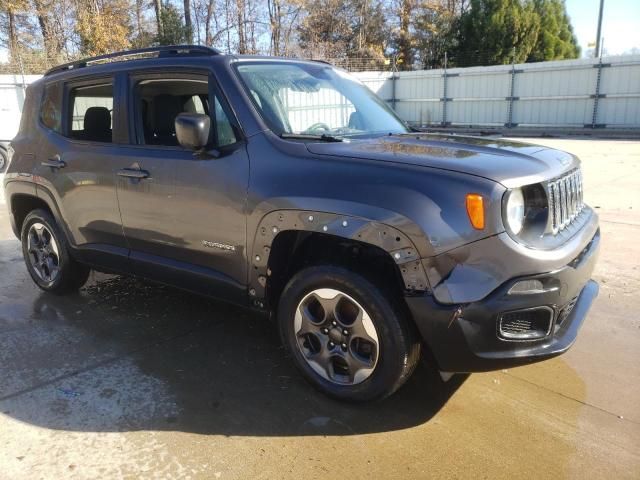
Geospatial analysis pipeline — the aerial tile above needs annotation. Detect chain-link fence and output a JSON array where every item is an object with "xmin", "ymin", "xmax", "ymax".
[
  {"xmin": 0, "ymin": 47, "xmax": 620, "ymax": 75},
  {"xmin": 0, "ymin": 53, "xmax": 396, "ymax": 75}
]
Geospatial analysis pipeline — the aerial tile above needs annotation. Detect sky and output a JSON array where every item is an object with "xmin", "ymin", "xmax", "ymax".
[{"xmin": 565, "ymin": 0, "xmax": 640, "ymax": 56}]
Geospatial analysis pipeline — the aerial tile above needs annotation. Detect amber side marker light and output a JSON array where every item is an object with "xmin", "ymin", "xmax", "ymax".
[{"xmin": 466, "ymin": 194, "xmax": 485, "ymax": 230}]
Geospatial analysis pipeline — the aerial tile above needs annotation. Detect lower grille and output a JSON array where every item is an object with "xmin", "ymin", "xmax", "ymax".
[{"xmin": 498, "ymin": 307, "xmax": 554, "ymax": 341}]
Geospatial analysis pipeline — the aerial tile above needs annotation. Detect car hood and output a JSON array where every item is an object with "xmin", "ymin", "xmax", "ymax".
[{"xmin": 305, "ymin": 133, "xmax": 579, "ymax": 188}]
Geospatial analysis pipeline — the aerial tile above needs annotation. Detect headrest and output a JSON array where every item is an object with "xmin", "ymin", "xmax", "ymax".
[
  {"xmin": 152, "ymin": 94, "xmax": 184, "ymax": 134},
  {"xmin": 348, "ymin": 111, "xmax": 365, "ymax": 130},
  {"xmin": 84, "ymin": 106, "xmax": 111, "ymax": 133}
]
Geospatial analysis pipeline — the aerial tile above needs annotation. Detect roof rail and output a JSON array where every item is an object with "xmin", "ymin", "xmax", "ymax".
[{"xmin": 45, "ymin": 45, "xmax": 221, "ymax": 76}]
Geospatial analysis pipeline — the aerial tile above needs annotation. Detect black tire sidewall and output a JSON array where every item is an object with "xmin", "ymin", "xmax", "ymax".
[
  {"xmin": 21, "ymin": 209, "xmax": 75, "ymax": 292},
  {"xmin": 0, "ymin": 149, "xmax": 6, "ymax": 173},
  {"xmin": 278, "ymin": 265, "xmax": 415, "ymax": 402}
]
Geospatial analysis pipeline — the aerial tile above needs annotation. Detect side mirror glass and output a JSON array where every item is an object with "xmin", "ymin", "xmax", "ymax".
[{"xmin": 175, "ymin": 113, "xmax": 210, "ymax": 151}]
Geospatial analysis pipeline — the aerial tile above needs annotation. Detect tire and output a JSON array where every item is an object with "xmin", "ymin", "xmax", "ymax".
[
  {"xmin": 278, "ymin": 265, "xmax": 420, "ymax": 402},
  {"xmin": 0, "ymin": 148, "xmax": 6, "ymax": 173},
  {"xmin": 21, "ymin": 209, "xmax": 90, "ymax": 294}
]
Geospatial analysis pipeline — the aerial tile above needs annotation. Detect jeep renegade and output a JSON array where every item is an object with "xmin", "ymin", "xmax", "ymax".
[{"xmin": 3, "ymin": 45, "xmax": 600, "ymax": 401}]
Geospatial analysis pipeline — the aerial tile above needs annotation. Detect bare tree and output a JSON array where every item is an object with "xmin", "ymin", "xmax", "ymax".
[
  {"xmin": 235, "ymin": 0, "xmax": 245, "ymax": 52},
  {"xmin": 183, "ymin": 0, "xmax": 192, "ymax": 42},
  {"xmin": 153, "ymin": 0, "xmax": 162, "ymax": 37}
]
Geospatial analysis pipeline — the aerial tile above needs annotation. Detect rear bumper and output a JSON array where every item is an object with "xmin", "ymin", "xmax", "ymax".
[{"xmin": 406, "ymin": 229, "xmax": 600, "ymax": 372}]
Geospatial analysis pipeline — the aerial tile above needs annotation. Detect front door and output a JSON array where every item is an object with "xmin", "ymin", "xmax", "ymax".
[{"xmin": 115, "ymin": 69, "xmax": 249, "ymax": 301}]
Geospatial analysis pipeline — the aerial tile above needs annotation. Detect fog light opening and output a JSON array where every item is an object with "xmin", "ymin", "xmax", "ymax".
[
  {"xmin": 508, "ymin": 279, "xmax": 558, "ymax": 295},
  {"xmin": 498, "ymin": 306, "xmax": 554, "ymax": 341}
]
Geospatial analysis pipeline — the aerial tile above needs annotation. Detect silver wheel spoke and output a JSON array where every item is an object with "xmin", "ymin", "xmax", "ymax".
[
  {"xmin": 44, "ymin": 256, "xmax": 59, "ymax": 282},
  {"xmin": 331, "ymin": 348, "xmax": 374, "ymax": 384},
  {"xmin": 348, "ymin": 309, "xmax": 379, "ymax": 348},
  {"xmin": 306, "ymin": 342, "xmax": 331, "ymax": 368}
]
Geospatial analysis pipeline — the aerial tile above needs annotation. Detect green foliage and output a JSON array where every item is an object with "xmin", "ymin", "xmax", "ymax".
[
  {"xmin": 413, "ymin": 4, "xmax": 461, "ymax": 69},
  {"xmin": 451, "ymin": 0, "xmax": 579, "ymax": 67},
  {"xmin": 454, "ymin": 0, "xmax": 540, "ymax": 66},
  {"xmin": 528, "ymin": 0, "xmax": 580, "ymax": 62},
  {"xmin": 155, "ymin": 3, "xmax": 191, "ymax": 46}
]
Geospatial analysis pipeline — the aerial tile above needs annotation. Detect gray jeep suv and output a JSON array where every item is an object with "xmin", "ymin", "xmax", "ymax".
[{"xmin": 3, "ymin": 46, "xmax": 600, "ymax": 402}]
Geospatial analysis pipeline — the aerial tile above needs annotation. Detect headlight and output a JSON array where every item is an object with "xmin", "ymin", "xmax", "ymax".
[{"xmin": 505, "ymin": 188, "xmax": 525, "ymax": 235}]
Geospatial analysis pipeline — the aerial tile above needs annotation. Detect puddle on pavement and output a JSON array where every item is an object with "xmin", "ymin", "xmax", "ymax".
[{"xmin": 1, "ymin": 234, "xmax": 639, "ymax": 478}]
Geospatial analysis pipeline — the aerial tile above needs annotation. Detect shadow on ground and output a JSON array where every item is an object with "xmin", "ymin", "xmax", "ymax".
[{"xmin": 0, "ymin": 257, "xmax": 467, "ymax": 437}]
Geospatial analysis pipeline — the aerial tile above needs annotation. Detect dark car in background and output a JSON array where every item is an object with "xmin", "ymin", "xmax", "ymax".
[{"xmin": 2, "ymin": 46, "xmax": 599, "ymax": 402}]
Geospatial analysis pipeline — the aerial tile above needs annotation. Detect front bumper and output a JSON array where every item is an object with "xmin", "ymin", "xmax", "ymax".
[{"xmin": 406, "ymin": 229, "xmax": 600, "ymax": 372}]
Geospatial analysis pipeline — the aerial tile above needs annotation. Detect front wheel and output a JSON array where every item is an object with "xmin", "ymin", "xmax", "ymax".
[{"xmin": 278, "ymin": 266, "xmax": 420, "ymax": 402}]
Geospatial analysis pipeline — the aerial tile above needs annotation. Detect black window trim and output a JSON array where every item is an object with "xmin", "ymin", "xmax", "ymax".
[{"xmin": 125, "ymin": 67, "xmax": 245, "ymax": 153}]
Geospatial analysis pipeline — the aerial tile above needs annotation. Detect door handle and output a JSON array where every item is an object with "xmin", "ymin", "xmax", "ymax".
[
  {"xmin": 41, "ymin": 155, "xmax": 66, "ymax": 169},
  {"xmin": 117, "ymin": 168, "xmax": 150, "ymax": 179}
]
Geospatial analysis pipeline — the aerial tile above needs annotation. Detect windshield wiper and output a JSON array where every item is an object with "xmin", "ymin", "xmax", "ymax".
[{"xmin": 280, "ymin": 133, "xmax": 343, "ymax": 142}]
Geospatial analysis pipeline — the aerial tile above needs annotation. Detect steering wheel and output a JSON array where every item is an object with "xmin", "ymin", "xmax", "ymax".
[{"xmin": 303, "ymin": 122, "xmax": 332, "ymax": 134}]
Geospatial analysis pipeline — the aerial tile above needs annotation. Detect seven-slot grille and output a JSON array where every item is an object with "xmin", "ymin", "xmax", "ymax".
[{"xmin": 548, "ymin": 169, "xmax": 584, "ymax": 234}]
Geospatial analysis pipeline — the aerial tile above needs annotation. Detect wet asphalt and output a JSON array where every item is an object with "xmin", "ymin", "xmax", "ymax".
[{"xmin": 0, "ymin": 138, "xmax": 639, "ymax": 479}]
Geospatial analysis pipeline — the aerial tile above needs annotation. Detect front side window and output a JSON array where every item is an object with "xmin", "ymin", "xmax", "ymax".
[
  {"xmin": 67, "ymin": 82, "xmax": 113, "ymax": 143},
  {"xmin": 235, "ymin": 62, "xmax": 408, "ymax": 138},
  {"xmin": 40, "ymin": 83, "xmax": 62, "ymax": 133},
  {"xmin": 133, "ymin": 78, "xmax": 237, "ymax": 148}
]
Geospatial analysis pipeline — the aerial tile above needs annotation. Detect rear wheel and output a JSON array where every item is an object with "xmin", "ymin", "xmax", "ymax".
[
  {"xmin": 278, "ymin": 265, "xmax": 420, "ymax": 402},
  {"xmin": 21, "ymin": 209, "xmax": 90, "ymax": 294}
]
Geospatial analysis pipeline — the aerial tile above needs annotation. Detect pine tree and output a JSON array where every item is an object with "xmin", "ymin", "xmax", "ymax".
[
  {"xmin": 155, "ymin": 3, "xmax": 192, "ymax": 45},
  {"xmin": 454, "ymin": 0, "xmax": 540, "ymax": 66},
  {"xmin": 528, "ymin": 0, "xmax": 580, "ymax": 62}
]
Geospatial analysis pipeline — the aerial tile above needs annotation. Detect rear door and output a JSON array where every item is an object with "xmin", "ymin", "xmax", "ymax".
[
  {"xmin": 33, "ymin": 75, "xmax": 131, "ymax": 270},
  {"xmin": 114, "ymin": 68, "xmax": 249, "ymax": 301}
]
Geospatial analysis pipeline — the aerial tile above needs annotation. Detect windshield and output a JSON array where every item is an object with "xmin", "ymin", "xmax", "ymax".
[{"xmin": 235, "ymin": 61, "xmax": 409, "ymax": 138}]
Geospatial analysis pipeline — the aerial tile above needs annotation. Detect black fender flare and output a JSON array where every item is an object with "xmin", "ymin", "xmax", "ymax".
[{"xmin": 248, "ymin": 209, "xmax": 430, "ymax": 307}]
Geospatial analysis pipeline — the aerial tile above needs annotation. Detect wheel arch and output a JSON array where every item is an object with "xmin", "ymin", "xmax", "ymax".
[
  {"xmin": 249, "ymin": 208, "xmax": 431, "ymax": 310},
  {"xmin": 7, "ymin": 182, "xmax": 71, "ymax": 244},
  {"xmin": 9, "ymin": 193, "xmax": 53, "ymax": 237}
]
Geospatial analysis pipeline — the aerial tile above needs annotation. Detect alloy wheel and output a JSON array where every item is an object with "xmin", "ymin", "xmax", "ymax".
[
  {"xmin": 294, "ymin": 288, "xmax": 380, "ymax": 385},
  {"xmin": 26, "ymin": 222, "xmax": 61, "ymax": 283}
]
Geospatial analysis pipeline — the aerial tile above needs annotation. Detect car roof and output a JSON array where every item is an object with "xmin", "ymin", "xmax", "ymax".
[{"xmin": 41, "ymin": 45, "xmax": 330, "ymax": 85}]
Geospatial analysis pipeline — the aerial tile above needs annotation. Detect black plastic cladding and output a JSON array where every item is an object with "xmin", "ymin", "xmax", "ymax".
[{"xmin": 249, "ymin": 210, "xmax": 429, "ymax": 307}]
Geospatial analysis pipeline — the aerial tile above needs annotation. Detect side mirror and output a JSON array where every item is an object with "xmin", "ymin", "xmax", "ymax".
[{"xmin": 175, "ymin": 113, "xmax": 210, "ymax": 151}]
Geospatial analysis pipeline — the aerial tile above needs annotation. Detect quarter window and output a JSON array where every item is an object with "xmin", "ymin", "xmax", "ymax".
[
  {"xmin": 67, "ymin": 83, "xmax": 113, "ymax": 143},
  {"xmin": 40, "ymin": 83, "xmax": 62, "ymax": 133}
]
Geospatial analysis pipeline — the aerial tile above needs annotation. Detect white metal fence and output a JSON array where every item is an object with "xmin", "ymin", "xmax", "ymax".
[
  {"xmin": 0, "ymin": 75, "xmax": 40, "ymax": 141},
  {"xmin": 352, "ymin": 54, "xmax": 640, "ymax": 129},
  {"xmin": 1, "ymin": 54, "xmax": 639, "ymax": 137}
]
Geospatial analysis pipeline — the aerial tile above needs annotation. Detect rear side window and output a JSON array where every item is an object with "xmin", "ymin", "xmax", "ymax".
[
  {"xmin": 40, "ymin": 83, "xmax": 62, "ymax": 133},
  {"xmin": 67, "ymin": 82, "xmax": 113, "ymax": 143}
]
